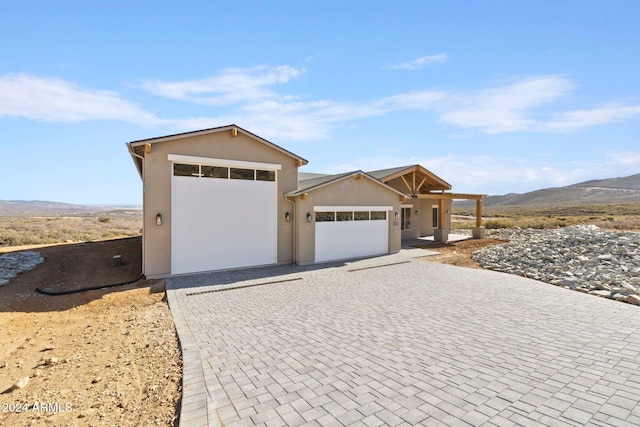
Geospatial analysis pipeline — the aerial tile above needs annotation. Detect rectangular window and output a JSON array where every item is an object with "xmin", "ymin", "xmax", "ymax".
[
  {"xmin": 432, "ymin": 206, "xmax": 439, "ymax": 228},
  {"xmin": 174, "ymin": 163, "xmax": 200, "ymax": 177},
  {"xmin": 201, "ymin": 166, "xmax": 228, "ymax": 178},
  {"xmin": 370, "ymin": 211, "xmax": 386, "ymax": 220},
  {"xmin": 256, "ymin": 170, "xmax": 276, "ymax": 181},
  {"xmin": 316, "ymin": 211, "xmax": 335, "ymax": 222},
  {"xmin": 336, "ymin": 211, "xmax": 353, "ymax": 221},
  {"xmin": 230, "ymin": 168, "xmax": 255, "ymax": 180},
  {"xmin": 401, "ymin": 207, "xmax": 412, "ymax": 231},
  {"xmin": 354, "ymin": 211, "xmax": 369, "ymax": 221}
]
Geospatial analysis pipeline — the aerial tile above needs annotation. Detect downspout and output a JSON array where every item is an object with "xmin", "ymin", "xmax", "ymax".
[
  {"xmin": 284, "ymin": 194, "xmax": 297, "ymax": 265},
  {"xmin": 127, "ymin": 144, "xmax": 146, "ymax": 276}
]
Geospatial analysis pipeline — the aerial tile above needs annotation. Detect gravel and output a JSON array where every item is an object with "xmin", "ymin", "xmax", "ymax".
[
  {"xmin": 472, "ymin": 225, "xmax": 640, "ymax": 303},
  {"xmin": 0, "ymin": 251, "xmax": 44, "ymax": 286}
]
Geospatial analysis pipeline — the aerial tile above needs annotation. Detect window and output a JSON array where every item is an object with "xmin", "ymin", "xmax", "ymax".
[
  {"xmin": 371, "ymin": 211, "xmax": 386, "ymax": 220},
  {"xmin": 174, "ymin": 163, "xmax": 200, "ymax": 177},
  {"xmin": 432, "ymin": 206, "xmax": 439, "ymax": 228},
  {"xmin": 316, "ymin": 212, "xmax": 335, "ymax": 222},
  {"xmin": 401, "ymin": 207, "xmax": 412, "ymax": 231},
  {"xmin": 256, "ymin": 170, "xmax": 276, "ymax": 181},
  {"xmin": 354, "ymin": 211, "xmax": 369, "ymax": 221},
  {"xmin": 201, "ymin": 166, "xmax": 228, "ymax": 178},
  {"xmin": 230, "ymin": 168, "xmax": 254, "ymax": 180}
]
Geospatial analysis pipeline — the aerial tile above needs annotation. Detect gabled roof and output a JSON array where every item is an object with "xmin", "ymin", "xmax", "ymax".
[
  {"xmin": 367, "ymin": 164, "xmax": 451, "ymax": 192},
  {"xmin": 289, "ymin": 170, "xmax": 406, "ymax": 198},
  {"xmin": 126, "ymin": 124, "xmax": 308, "ymax": 178}
]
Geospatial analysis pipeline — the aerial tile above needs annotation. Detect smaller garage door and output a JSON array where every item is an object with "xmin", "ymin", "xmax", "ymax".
[{"xmin": 314, "ymin": 206, "xmax": 391, "ymax": 263}]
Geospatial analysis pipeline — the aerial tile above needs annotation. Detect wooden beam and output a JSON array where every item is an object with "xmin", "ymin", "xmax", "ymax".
[
  {"xmin": 438, "ymin": 199, "xmax": 445, "ymax": 229},
  {"xmin": 476, "ymin": 199, "xmax": 483, "ymax": 227},
  {"xmin": 412, "ymin": 171, "xmax": 416, "ymax": 192},
  {"xmin": 416, "ymin": 175, "xmax": 428, "ymax": 193},
  {"xmin": 400, "ymin": 175, "xmax": 412, "ymax": 193}
]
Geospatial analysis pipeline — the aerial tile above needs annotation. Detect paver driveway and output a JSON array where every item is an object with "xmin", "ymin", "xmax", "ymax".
[{"xmin": 166, "ymin": 253, "xmax": 640, "ymax": 427}]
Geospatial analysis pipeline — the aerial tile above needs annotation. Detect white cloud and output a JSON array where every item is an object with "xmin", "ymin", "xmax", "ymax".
[
  {"xmin": 317, "ymin": 152, "xmax": 640, "ymax": 195},
  {"xmin": 4, "ymin": 69, "xmax": 640, "ymax": 142},
  {"xmin": 544, "ymin": 104, "xmax": 640, "ymax": 132},
  {"xmin": 0, "ymin": 73, "xmax": 161, "ymax": 125},
  {"xmin": 140, "ymin": 65, "xmax": 303, "ymax": 106},
  {"xmin": 388, "ymin": 54, "xmax": 448, "ymax": 70},
  {"xmin": 439, "ymin": 75, "xmax": 575, "ymax": 133}
]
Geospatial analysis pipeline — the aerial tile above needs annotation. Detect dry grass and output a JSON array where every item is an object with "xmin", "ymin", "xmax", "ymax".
[
  {"xmin": 452, "ymin": 202, "xmax": 640, "ymax": 231},
  {"xmin": 0, "ymin": 213, "xmax": 142, "ymax": 247}
]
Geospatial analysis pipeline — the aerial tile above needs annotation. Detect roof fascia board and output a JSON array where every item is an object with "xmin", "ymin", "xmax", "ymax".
[
  {"xmin": 290, "ymin": 171, "xmax": 406, "ymax": 198},
  {"xmin": 129, "ymin": 124, "xmax": 308, "ymax": 165}
]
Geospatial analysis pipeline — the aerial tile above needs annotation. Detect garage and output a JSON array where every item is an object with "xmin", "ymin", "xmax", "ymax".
[
  {"xmin": 314, "ymin": 206, "xmax": 391, "ymax": 262},
  {"xmin": 170, "ymin": 154, "xmax": 280, "ymax": 274}
]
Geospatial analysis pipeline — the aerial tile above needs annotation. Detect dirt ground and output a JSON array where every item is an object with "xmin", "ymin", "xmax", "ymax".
[
  {"xmin": 414, "ymin": 237, "xmax": 509, "ymax": 269},
  {"xmin": 0, "ymin": 237, "xmax": 181, "ymax": 427},
  {"xmin": 0, "ymin": 234, "xmax": 505, "ymax": 427}
]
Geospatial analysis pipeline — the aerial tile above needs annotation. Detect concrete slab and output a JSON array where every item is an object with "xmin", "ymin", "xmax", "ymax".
[{"xmin": 167, "ymin": 254, "xmax": 640, "ymax": 426}]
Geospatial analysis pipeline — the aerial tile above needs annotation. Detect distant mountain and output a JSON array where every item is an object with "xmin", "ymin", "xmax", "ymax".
[
  {"xmin": 0, "ymin": 200, "xmax": 141, "ymax": 217},
  {"xmin": 454, "ymin": 173, "xmax": 640, "ymax": 208}
]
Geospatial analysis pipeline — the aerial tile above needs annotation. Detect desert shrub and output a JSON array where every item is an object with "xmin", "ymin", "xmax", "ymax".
[
  {"xmin": 98, "ymin": 216, "xmax": 112, "ymax": 223},
  {"xmin": 485, "ymin": 219, "xmax": 514, "ymax": 229}
]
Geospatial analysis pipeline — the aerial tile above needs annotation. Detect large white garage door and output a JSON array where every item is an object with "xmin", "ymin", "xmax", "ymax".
[
  {"xmin": 170, "ymin": 155, "xmax": 279, "ymax": 275},
  {"xmin": 314, "ymin": 206, "xmax": 391, "ymax": 263}
]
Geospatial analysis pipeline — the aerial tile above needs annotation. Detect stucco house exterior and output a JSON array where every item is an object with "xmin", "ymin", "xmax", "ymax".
[{"xmin": 127, "ymin": 124, "xmax": 484, "ymax": 278}]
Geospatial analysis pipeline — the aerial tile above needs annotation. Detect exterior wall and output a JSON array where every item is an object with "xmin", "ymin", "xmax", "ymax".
[
  {"xmin": 294, "ymin": 176, "xmax": 402, "ymax": 265},
  {"xmin": 140, "ymin": 131, "xmax": 299, "ymax": 278},
  {"xmin": 419, "ymin": 198, "xmax": 438, "ymax": 236},
  {"xmin": 400, "ymin": 202, "xmax": 420, "ymax": 240}
]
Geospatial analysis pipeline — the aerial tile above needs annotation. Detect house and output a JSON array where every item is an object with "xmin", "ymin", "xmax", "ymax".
[{"xmin": 127, "ymin": 124, "xmax": 485, "ymax": 278}]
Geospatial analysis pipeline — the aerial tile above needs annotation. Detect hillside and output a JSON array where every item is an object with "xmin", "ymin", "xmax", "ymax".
[
  {"xmin": 454, "ymin": 173, "xmax": 640, "ymax": 208},
  {"xmin": 0, "ymin": 200, "xmax": 141, "ymax": 217}
]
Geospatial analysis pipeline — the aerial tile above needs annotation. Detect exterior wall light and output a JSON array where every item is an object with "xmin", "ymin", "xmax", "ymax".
[
  {"xmin": 415, "ymin": 210, "xmax": 419, "ymax": 215},
  {"xmin": 395, "ymin": 211, "xmax": 399, "ymax": 221},
  {"xmin": 306, "ymin": 212, "xmax": 312, "ymax": 223},
  {"xmin": 156, "ymin": 213, "xmax": 162, "ymax": 226},
  {"xmin": 285, "ymin": 212, "xmax": 291, "ymax": 222}
]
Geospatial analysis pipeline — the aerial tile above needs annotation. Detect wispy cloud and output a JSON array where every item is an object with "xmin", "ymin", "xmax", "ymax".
[
  {"xmin": 140, "ymin": 65, "xmax": 303, "ymax": 106},
  {"xmin": 544, "ymin": 104, "xmax": 640, "ymax": 132},
  {"xmin": 387, "ymin": 54, "xmax": 448, "ymax": 70},
  {"xmin": 319, "ymin": 152, "xmax": 640, "ymax": 195},
  {"xmin": 439, "ymin": 75, "xmax": 575, "ymax": 133},
  {"xmin": 3, "ymin": 68, "xmax": 640, "ymax": 142},
  {"xmin": 0, "ymin": 73, "xmax": 161, "ymax": 125}
]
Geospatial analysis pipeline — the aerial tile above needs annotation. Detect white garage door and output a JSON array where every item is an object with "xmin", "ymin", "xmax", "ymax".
[
  {"xmin": 170, "ymin": 155, "xmax": 279, "ymax": 275},
  {"xmin": 314, "ymin": 206, "xmax": 391, "ymax": 263}
]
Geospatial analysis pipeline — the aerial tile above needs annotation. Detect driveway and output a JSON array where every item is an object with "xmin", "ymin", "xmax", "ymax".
[{"xmin": 166, "ymin": 252, "xmax": 640, "ymax": 426}]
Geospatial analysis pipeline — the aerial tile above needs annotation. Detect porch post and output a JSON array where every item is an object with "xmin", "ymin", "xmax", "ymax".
[
  {"xmin": 434, "ymin": 198, "xmax": 448, "ymax": 242},
  {"xmin": 472, "ymin": 197, "xmax": 486, "ymax": 239}
]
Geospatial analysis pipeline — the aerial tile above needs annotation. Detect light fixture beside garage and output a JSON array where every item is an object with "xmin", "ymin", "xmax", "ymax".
[
  {"xmin": 156, "ymin": 213, "xmax": 162, "ymax": 226},
  {"xmin": 306, "ymin": 212, "xmax": 312, "ymax": 223},
  {"xmin": 395, "ymin": 211, "xmax": 400, "ymax": 221},
  {"xmin": 285, "ymin": 212, "xmax": 291, "ymax": 222}
]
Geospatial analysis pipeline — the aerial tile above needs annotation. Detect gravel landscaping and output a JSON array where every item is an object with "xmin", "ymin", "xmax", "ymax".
[
  {"xmin": 0, "ymin": 251, "xmax": 44, "ymax": 286},
  {"xmin": 472, "ymin": 225, "xmax": 640, "ymax": 304}
]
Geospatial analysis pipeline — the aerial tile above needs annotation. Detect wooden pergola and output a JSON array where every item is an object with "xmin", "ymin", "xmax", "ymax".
[{"xmin": 413, "ymin": 192, "xmax": 486, "ymax": 229}]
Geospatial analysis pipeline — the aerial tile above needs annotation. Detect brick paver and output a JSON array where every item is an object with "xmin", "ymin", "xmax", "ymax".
[{"xmin": 167, "ymin": 251, "xmax": 640, "ymax": 426}]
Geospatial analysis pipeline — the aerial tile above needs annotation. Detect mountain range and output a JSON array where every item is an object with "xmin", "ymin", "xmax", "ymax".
[
  {"xmin": 2, "ymin": 173, "xmax": 639, "ymax": 215},
  {"xmin": 454, "ymin": 173, "xmax": 640, "ymax": 208},
  {"xmin": 0, "ymin": 200, "xmax": 141, "ymax": 217}
]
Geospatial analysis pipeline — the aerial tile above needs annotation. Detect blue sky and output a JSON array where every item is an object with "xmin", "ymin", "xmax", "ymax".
[{"xmin": 1, "ymin": 1, "xmax": 639, "ymax": 205}]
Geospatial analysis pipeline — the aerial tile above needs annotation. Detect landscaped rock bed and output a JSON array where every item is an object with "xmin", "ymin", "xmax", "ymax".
[{"xmin": 471, "ymin": 225, "xmax": 640, "ymax": 305}]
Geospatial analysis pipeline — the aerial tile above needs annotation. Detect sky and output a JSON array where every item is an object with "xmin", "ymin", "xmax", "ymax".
[{"xmin": 1, "ymin": 1, "xmax": 639, "ymax": 205}]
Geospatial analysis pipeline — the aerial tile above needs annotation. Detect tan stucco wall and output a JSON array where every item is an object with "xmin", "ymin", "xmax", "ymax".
[
  {"xmin": 139, "ymin": 131, "xmax": 299, "ymax": 278},
  {"xmin": 293, "ymin": 176, "xmax": 402, "ymax": 265}
]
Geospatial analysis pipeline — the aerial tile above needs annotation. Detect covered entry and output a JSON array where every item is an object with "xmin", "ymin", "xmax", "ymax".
[
  {"xmin": 170, "ymin": 154, "xmax": 280, "ymax": 274},
  {"xmin": 314, "ymin": 206, "xmax": 391, "ymax": 262}
]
